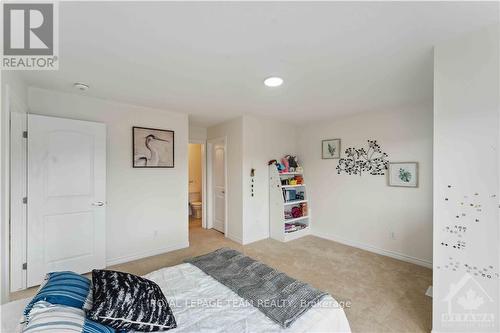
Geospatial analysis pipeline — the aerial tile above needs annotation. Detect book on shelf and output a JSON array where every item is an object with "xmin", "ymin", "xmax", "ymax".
[
  {"xmin": 285, "ymin": 222, "xmax": 307, "ymax": 233},
  {"xmin": 282, "ymin": 189, "xmax": 297, "ymax": 202}
]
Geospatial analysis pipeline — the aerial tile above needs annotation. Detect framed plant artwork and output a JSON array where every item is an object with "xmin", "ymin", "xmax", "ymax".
[
  {"xmin": 133, "ymin": 126, "xmax": 174, "ymax": 168},
  {"xmin": 322, "ymin": 139, "xmax": 341, "ymax": 159},
  {"xmin": 388, "ymin": 162, "xmax": 418, "ymax": 187}
]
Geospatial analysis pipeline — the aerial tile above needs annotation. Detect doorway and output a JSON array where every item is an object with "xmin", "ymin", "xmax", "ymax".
[
  {"xmin": 207, "ymin": 137, "xmax": 227, "ymax": 235},
  {"xmin": 188, "ymin": 143, "xmax": 204, "ymax": 230}
]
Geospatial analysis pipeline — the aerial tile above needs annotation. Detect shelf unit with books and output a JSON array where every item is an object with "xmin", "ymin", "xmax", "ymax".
[{"xmin": 269, "ymin": 165, "xmax": 310, "ymax": 242}]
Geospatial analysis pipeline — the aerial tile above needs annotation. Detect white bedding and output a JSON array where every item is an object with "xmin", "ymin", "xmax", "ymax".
[{"xmin": 1, "ymin": 263, "xmax": 351, "ymax": 333}]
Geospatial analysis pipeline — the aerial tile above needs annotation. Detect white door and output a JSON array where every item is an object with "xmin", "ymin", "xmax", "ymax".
[
  {"xmin": 212, "ymin": 141, "xmax": 225, "ymax": 233},
  {"xmin": 27, "ymin": 114, "xmax": 106, "ymax": 287},
  {"xmin": 10, "ymin": 111, "xmax": 27, "ymax": 291}
]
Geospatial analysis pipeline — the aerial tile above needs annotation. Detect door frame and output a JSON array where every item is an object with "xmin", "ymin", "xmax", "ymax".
[
  {"xmin": 4, "ymin": 85, "xmax": 28, "ymax": 295},
  {"xmin": 206, "ymin": 137, "xmax": 227, "ymax": 235},
  {"xmin": 188, "ymin": 139, "xmax": 207, "ymax": 228},
  {"xmin": 10, "ymin": 110, "xmax": 27, "ymax": 292}
]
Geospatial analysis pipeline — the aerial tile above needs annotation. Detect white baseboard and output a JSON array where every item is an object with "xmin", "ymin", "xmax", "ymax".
[
  {"xmin": 106, "ymin": 241, "xmax": 189, "ymax": 267},
  {"xmin": 313, "ymin": 231, "xmax": 432, "ymax": 269},
  {"xmin": 226, "ymin": 233, "xmax": 243, "ymax": 244},
  {"xmin": 242, "ymin": 233, "xmax": 270, "ymax": 245}
]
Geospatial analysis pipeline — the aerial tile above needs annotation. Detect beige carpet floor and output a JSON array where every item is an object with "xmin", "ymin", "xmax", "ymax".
[{"xmin": 11, "ymin": 217, "xmax": 432, "ymax": 332}]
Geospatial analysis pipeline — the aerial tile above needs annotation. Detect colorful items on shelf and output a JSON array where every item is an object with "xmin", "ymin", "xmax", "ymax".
[
  {"xmin": 283, "ymin": 190, "xmax": 305, "ymax": 202},
  {"xmin": 285, "ymin": 203, "xmax": 308, "ymax": 220},
  {"xmin": 286, "ymin": 155, "xmax": 299, "ymax": 172},
  {"xmin": 283, "ymin": 189, "xmax": 296, "ymax": 202},
  {"xmin": 285, "ymin": 222, "xmax": 307, "ymax": 233},
  {"xmin": 281, "ymin": 175, "xmax": 303, "ymax": 186},
  {"xmin": 291, "ymin": 206, "xmax": 302, "ymax": 218},
  {"xmin": 269, "ymin": 161, "xmax": 309, "ymax": 241},
  {"xmin": 302, "ymin": 202, "xmax": 308, "ymax": 216},
  {"xmin": 281, "ymin": 157, "xmax": 290, "ymax": 173},
  {"xmin": 268, "ymin": 155, "xmax": 301, "ymax": 173}
]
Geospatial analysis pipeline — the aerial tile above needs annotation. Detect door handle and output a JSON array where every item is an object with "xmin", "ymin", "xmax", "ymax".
[{"xmin": 92, "ymin": 201, "xmax": 105, "ymax": 207}]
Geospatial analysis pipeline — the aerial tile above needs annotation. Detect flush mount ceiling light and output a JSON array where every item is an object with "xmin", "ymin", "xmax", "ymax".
[
  {"xmin": 264, "ymin": 76, "xmax": 283, "ymax": 87},
  {"xmin": 73, "ymin": 82, "xmax": 89, "ymax": 91}
]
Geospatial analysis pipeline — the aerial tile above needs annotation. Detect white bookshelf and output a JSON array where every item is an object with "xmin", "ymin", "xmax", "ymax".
[
  {"xmin": 281, "ymin": 184, "xmax": 306, "ymax": 189},
  {"xmin": 269, "ymin": 165, "xmax": 310, "ymax": 242},
  {"xmin": 284, "ymin": 199, "xmax": 308, "ymax": 206}
]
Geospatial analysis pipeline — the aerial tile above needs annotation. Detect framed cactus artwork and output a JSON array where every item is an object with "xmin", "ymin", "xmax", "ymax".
[
  {"xmin": 322, "ymin": 139, "xmax": 341, "ymax": 159},
  {"xmin": 388, "ymin": 162, "xmax": 418, "ymax": 187}
]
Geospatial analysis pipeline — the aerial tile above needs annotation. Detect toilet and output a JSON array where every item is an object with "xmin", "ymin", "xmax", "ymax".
[
  {"xmin": 191, "ymin": 201, "xmax": 202, "ymax": 219},
  {"xmin": 189, "ymin": 192, "xmax": 202, "ymax": 219}
]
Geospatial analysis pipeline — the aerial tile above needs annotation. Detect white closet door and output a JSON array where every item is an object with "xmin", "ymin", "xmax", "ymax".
[
  {"xmin": 212, "ymin": 142, "xmax": 225, "ymax": 233},
  {"xmin": 27, "ymin": 114, "xmax": 106, "ymax": 287}
]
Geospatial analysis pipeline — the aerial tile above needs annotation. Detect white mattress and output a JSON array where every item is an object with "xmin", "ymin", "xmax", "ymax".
[{"xmin": 1, "ymin": 263, "xmax": 351, "ymax": 333}]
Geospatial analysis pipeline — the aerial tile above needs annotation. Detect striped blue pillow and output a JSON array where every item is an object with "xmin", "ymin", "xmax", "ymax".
[
  {"xmin": 23, "ymin": 301, "xmax": 115, "ymax": 333},
  {"xmin": 24, "ymin": 271, "xmax": 92, "ymax": 318}
]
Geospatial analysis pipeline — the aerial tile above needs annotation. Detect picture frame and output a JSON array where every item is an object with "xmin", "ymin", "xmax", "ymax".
[
  {"xmin": 133, "ymin": 126, "xmax": 174, "ymax": 168},
  {"xmin": 388, "ymin": 162, "xmax": 418, "ymax": 187},
  {"xmin": 322, "ymin": 139, "xmax": 341, "ymax": 159}
]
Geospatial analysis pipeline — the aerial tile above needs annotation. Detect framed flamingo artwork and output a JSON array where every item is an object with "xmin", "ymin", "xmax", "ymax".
[{"xmin": 133, "ymin": 126, "xmax": 174, "ymax": 168}]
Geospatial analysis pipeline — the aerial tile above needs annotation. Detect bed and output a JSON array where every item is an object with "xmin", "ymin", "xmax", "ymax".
[{"xmin": 1, "ymin": 263, "xmax": 351, "ymax": 333}]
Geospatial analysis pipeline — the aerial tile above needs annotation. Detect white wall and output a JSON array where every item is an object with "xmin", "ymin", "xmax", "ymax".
[
  {"xmin": 189, "ymin": 125, "xmax": 207, "ymax": 141},
  {"xmin": 207, "ymin": 115, "xmax": 297, "ymax": 244},
  {"xmin": 207, "ymin": 117, "xmax": 244, "ymax": 243},
  {"xmin": 433, "ymin": 25, "xmax": 499, "ymax": 332},
  {"xmin": 242, "ymin": 115, "xmax": 297, "ymax": 244},
  {"xmin": 297, "ymin": 108, "xmax": 433, "ymax": 267},
  {"xmin": 1, "ymin": 72, "xmax": 28, "ymax": 303},
  {"xmin": 28, "ymin": 87, "xmax": 189, "ymax": 266}
]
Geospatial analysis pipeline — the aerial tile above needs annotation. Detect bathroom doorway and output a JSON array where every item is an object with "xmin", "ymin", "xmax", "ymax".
[{"xmin": 188, "ymin": 142, "xmax": 205, "ymax": 230}]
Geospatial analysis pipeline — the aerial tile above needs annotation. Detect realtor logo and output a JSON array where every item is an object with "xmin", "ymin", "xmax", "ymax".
[
  {"xmin": 4, "ymin": 3, "xmax": 53, "ymax": 55},
  {"xmin": 441, "ymin": 273, "xmax": 495, "ymax": 329},
  {"xmin": 2, "ymin": 2, "xmax": 58, "ymax": 69}
]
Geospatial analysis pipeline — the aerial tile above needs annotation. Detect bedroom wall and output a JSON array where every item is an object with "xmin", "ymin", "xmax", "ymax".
[
  {"xmin": 241, "ymin": 114, "xmax": 297, "ymax": 244},
  {"xmin": 297, "ymin": 107, "xmax": 433, "ymax": 267},
  {"xmin": 207, "ymin": 115, "xmax": 297, "ymax": 245},
  {"xmin": 189, "ymin": 125, "xmax": 207, "ymax": 141},
  {"xmin": 27, "ymin": 87, "xmax": 189, "ymax": 266},
  {"xmin": 207, "ymin": 117, "xmax": 244, "ymax": 243},
  {"xmin": 433, "ymin": 25, "xmax": 499, "ymax": 332},
  {"xmin": 1, "ymin": 72, "xmax": 28, "ymax": 303}
]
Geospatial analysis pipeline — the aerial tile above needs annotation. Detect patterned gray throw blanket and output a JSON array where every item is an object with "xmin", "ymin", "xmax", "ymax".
[{"xmin": 185, "ymin": 248, "xmax": 327, "ymax": 328}]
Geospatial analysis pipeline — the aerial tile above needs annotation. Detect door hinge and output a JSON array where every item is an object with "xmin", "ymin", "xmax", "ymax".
[
  {"xmin": 22, "ymin": 131, "xmax": 27, "ymax": 138},
  {"xmin": 22, "ymin": 263, "xmax": 27, "ymax": 270},
  {"xmin": 22, "ymin": 197, "xmax": 27, "ymax": 204}
]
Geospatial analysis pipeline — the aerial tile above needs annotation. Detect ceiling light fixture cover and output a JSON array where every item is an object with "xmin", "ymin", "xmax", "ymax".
[
  {"xmin": 73, "ymin": 82, "xmax": 89, "ymax": 91},
  {"xmin": 264, "ymin": 77, "xmax": 283, "ymax": 87}
]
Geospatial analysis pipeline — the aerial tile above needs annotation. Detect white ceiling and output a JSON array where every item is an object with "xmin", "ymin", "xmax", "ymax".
[{"xmin": 21, "ymin": 1, "xmax": 499, "ymax": 127}]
